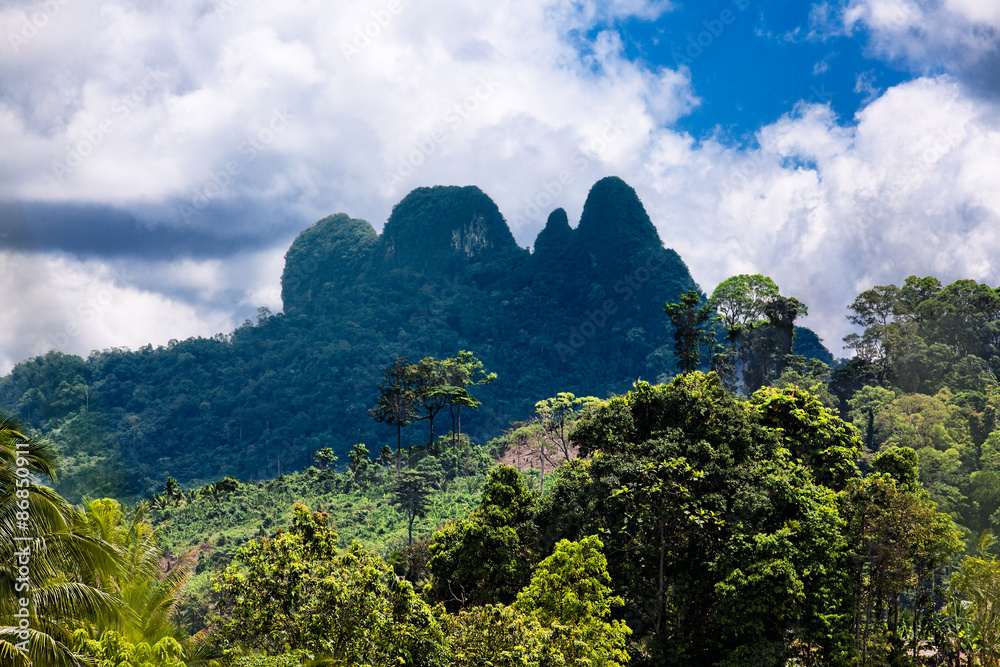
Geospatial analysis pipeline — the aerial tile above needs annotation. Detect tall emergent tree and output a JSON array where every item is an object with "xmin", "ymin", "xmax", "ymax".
[
  {"xmin": 393, "ymin": 469, "xmax": 438, "ymax": 546},
  {"xmin": 664, "ymin": 289, "xmax": 716, "ymax": 374},
  {"xmin": 370, "ymin": 352, "xmax": 495, "ymax": 471},
  {"xmin": 843, "ymin": 283, "xmax": 903, "ymax": 382},
  {"xmin": 411, "ymin": 357, "xmax": 450, "ymax": 451},
  {"xmin": 440, "ymin": 350, "xmax": 496, "ymax": 453},
  {"xmin": 709, "ymin": 274, "xmax": 808, "ymax": 394},
  {"xmin": 368, "ymin": 356, "xmax": 416, "ymax": 475},
  {"xmin": 506, "ymin": 393, "xmax": 603, "ymax": 493}
]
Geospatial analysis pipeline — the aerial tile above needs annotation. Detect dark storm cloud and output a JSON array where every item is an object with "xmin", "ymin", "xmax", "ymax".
[
  {"xmin": 0, "ymin": 200, "xmax": 305, "ymax": 259},
  {"xmin": 959, "ymin": 45, "xmax": 1000, "ymax": 103}
]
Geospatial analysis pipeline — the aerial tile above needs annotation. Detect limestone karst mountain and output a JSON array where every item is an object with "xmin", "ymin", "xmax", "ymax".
[{"xmin": 0, "ymin": 177, "xmax": 830, "ymax": 497}]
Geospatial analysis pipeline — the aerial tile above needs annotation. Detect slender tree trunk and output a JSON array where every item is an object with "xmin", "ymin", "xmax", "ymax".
[
  {"xmin": 893, "ymin": 594, "xmax": 899, "ymax": 643},
  {"xmin": 397, "ymin": 423, "xmax": 402, "ymax": 476},
  {"xmin": 458, "ymin": 404, "xmax": 466, "ymax": 478},
  {"xmin": 559, "ymin": 414, "xmax": 565, "ymax": 458},
  {"xmin": 450, "ymin": 403, "xmax": 457, "ymax": 452},
  {"xmin": 862, "ymin": 581, "xmax": 875, "ymax": 667},
  {"xmin": 408, "ymin": 512, "xmax": 414, "ymax": 546},
  {"xmin": 657, "ymin": 518, "xmax": 666, "ymax": 636},
  {"xmin": 854, "ymin": 563, "xmax": 864, "ymax": 657},
  {"xmin": 539, "ymin": 454, "xmax": 544, "ymax": 494}
]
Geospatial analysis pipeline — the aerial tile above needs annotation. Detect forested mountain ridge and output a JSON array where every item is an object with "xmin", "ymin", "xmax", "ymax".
[{"xmin": 0, "ymin": 177, "xmax": 831, "ymax": 500}]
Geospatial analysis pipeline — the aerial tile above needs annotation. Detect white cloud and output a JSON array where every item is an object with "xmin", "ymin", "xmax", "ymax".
[
  {"xmin": 633, "ymin": 75, "xmax": 1000, "ymax": 356},
  {"xmin": 0, "ymin": 0, "xmax": 697, "ymax": 227},
  {"xmin": 842, "ymin": 0, "xmax": 1000, "ymax": 79},
  {"xmin": 0, "ymin": 246, "xmax": 287, "ymax": 374},
  {"xmin": 0, "ymin": 0, "xmax": 998, "ymax": 371}
]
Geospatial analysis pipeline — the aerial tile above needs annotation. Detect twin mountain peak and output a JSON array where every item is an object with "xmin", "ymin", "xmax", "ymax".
[{"xmin": 281, "ymin": 176, "xmax": 695, "ymax": 315}]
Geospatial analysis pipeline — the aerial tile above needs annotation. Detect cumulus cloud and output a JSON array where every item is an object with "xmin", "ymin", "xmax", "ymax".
[
  {"xmin": 0, "ymin": 0, "xmax": 998, "ymax": 371},
  {"xmin": 0, "ymin": 245, "xmax": 287, "ymax": 373},
  {"xmin": 0, "ymin": 0, "xmax": 694, "ymax": 227},
  {"xmin": 841, "ymin": 0, "xmax": 1000, "ymax": 99},
  {"xmin": 636, "ymin": 75, "xmax": 1000, "ymax": 356}
]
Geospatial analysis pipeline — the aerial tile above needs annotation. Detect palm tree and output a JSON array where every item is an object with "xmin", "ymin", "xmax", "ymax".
[
  {"xmin": 0, "ymin": 413, "xmax": 217, "ymax": 665},
  {"xmin": 79, "ymin": 499, "xmax": 219, "ymax": 664},
  {"xmin": 0, "ymin": 412, "xmax": 126, "ymax": 665},
  {"xmin": 164, "ymin": 477, "xmax": 182, "ymax": 506}
]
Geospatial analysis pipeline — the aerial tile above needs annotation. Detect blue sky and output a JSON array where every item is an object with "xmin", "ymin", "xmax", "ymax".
[
  {"xmin": 0, "ymin": 0, "xmax": 998, "ymax": 371},
  {"xmin": 590, "ymin": 0, "xmax": 925, "ymax": 148},
  {"xmin": 628, "ymin": 1, "xmax": 913, "ymax": 141}
]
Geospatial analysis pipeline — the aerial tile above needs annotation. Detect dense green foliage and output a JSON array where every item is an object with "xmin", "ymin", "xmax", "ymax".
[
  {"xmin": 137, "ymin": 442, "xmax": 502, "ymax": 636},
  {"xmin": 6, "ymin": 361, "xmax": 1000, "ymax": 666},
  {"xmin": 213, "ymin": 504, "xmax": 447, "ymax": 663},
  {"xmin": 175, "ymin": 372, "xmax": 978, "ymax": 666},
  {"xmin": 832, "ymin": 276, "xmax": 1000, "ymax": 539},
  {"xmin": 0, "ymin": 179, "xmax": 680, "ymax": 499},
  {"xmin": 0, "ymin": 413, "xmax": 213, "ymax": 666}
]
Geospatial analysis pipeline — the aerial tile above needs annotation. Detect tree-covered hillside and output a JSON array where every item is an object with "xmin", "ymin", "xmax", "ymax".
[
  {"xmin": 828, "ymin": 276, "xmax": 1000, "ymax": 540},
  {"xmin": 0, "ymin": 177, "xmax": 831, "ymax": 500}
]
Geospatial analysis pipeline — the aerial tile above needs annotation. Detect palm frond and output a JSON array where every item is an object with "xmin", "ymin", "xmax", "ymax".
[
  {"xmin": 0, "ymin": 637, "xmax": 34, "ymax": 667},
  {"xmin": 33, "ymin": 581, "xmax": 136, "ymax": 630},
  {"xmin": 0, "ymin": 412, "xmax": 59, "ymax": 481},
  {"xmin": 132, "ymin": 547, "xmax": 199, "ymax": 643},
  {"xmin": 0, "ymin": 627, "xmax": 88, "ymax": 667}
]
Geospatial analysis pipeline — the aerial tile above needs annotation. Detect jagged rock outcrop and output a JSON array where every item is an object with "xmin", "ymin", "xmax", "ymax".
[
  {"xmin": 532, "ymin": 208, "xmax": 573, "ymax": 258},
  {"xmin": 9, "ymin": 176, "xmax": 833, "ymax": 492}
]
